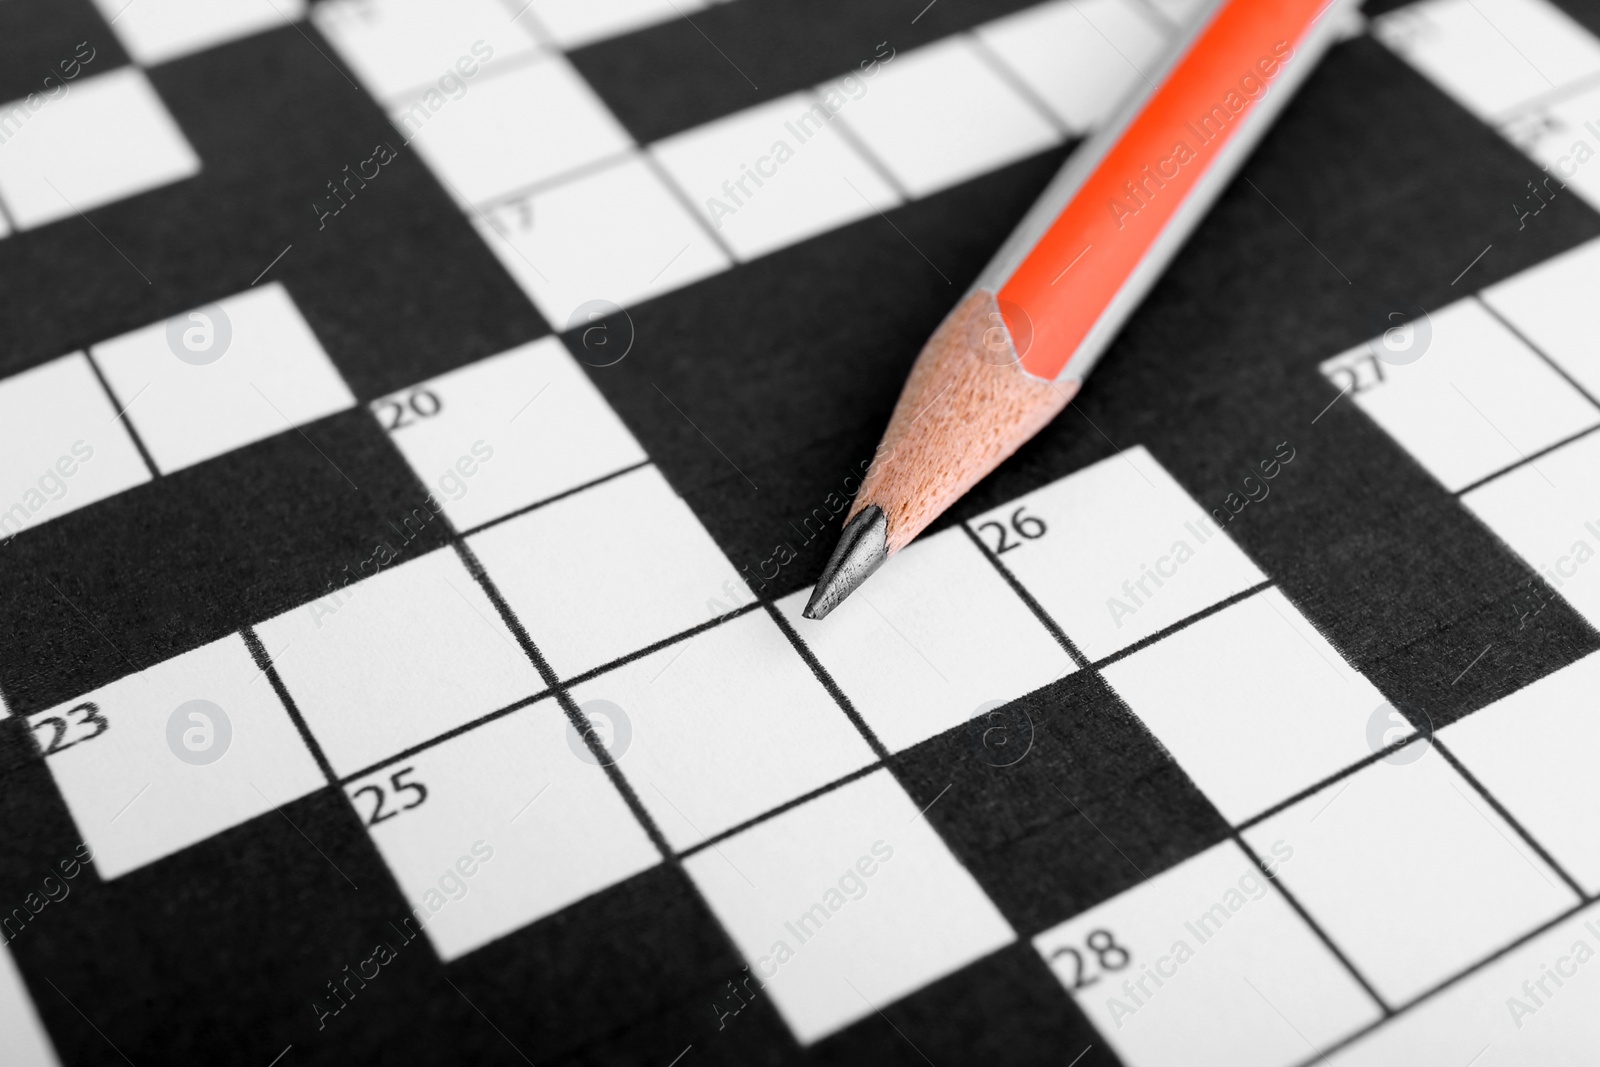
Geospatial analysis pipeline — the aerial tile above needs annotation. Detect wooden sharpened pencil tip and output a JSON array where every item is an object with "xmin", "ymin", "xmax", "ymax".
[{"xmin": 806, "ymin": 289, "xmax": 1079, "ymax": 619}]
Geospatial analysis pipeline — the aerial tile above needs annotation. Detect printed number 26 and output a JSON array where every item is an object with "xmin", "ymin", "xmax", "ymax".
[{"xmin": 978, "ymin": 507, "xmax": 1046, "ymax": 555}]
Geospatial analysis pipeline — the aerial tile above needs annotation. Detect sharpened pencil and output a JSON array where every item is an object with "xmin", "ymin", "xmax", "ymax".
[{"xmin": 803, "ymin": 0, "xmax": 1360, "ymax": 620}]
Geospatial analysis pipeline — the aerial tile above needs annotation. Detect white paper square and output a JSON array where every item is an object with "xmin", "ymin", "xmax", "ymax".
[
  {"xmin": 1102, "ymin": 586, "xmax": 1387, "ymax": 824},
  {"xmin": 314, "ymin": 0, "xmax": 541, "ymax": 103},
  {"xmin": 1322, "ymin": 298, "xmax": 1599, "ymax": 492},
  {"xmin": 1306, "ymin": 906, "xmax": 1600, "ymax": 1065},
  {"xmin": 567, "ymin": 610, "xmax": 875, "ymax": 850},
  {"xmin": 0, "ymin": 944, "xmax": 58, "ymax": 1067},
  {"xmin": 1374, "ymin": 0, "xmax": 1600, "ymax": 121},
  {"xmin": 1034, "ymin": 840, "xmax": 1379, "ymax": 1067},
  {"xmin": 778, "ymin": 526, "xmax": 1074, "ymax": 753},
  {"xmin": 823, "ymin": 37, "xmax": 1058, "ymax": 198},
  {"xmin": 348, "ymin": 698, "xmax": 659, "ymax": 960},
  {"xmin": 0, "ymin": 68, "xmax": 200, "ymax": 229},
  {"xmin": 25, "ymin": 633, "xmax": 326, "ymax": 880},
  {"xmin": 977, "ymin": 0, "xmax": 1168, "ymax": 134},
  {"xmin": 1243, "ymin": 746, "xmax": 1577, "ymax": 1005},
  {"xmin": 372, "ymin": 337, "xmax": 646, "ymax": 531},
  {"xmin": 1506, "ymin": 82, "xmax": 1600, "ymax": 210},
  {"xmin": 469, "ymin": 464, "xmax": 740, "ymax": 679},
  {"xmin": 651, "ymin": 92, "xmax": 901, "ymax": 261},
  {"xmin": 93, "ymin": 0, "xmax": 308, "ymax": 66},
  {"xmin": 475, "ymin": 153, "xmax": 729, "ymax": 327},
  {"xmin": 684, "ymin": 769, "xmax": 1014, "ymax": 1044},
  {"xmin": 971, "ymin": 445, "xmax": 1265, "ymax": 661},
  {"xmin": 0, "ymin": 353, "xmax": 151, "ymax": 539},
  {"xmin": 1463, "ymin": 427, "xmax": 1600, "ymax": 628},
  {"xmin": 1482, "ymin": 236, "xmax": 1600, "ymax": 398},
  {"xmin": 1443, "ymin": 653, "xmax": 1600, "ymax": 896},
  {"xmin": 90, "ymin": 283, "xmax": 355, "ymax": 474},
  {"xmin": 521, "ymin": 0, "xmax": 706, "ymax": 49},
  {"xmin": 256, "ymin": 547, "xmax": 546, "ymax": 777},
  {"xmin": 396, "ymin": 53, "xmax": 630, "ymax": 208}
]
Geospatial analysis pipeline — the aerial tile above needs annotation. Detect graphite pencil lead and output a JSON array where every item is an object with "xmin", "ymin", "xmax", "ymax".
[{"xmin": 802, "ymin": 505, "xmax": 888, "ymax": 619}]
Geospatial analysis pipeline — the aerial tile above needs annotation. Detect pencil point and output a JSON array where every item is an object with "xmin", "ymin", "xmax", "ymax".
[{"xmin": 802, "ymin": 505, "xmax": 888, "ymax": 620}]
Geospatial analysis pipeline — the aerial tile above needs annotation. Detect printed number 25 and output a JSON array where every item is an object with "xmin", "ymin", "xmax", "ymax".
[
  {"xmin": 352, "ymin": 766, "xmax": 428, "ymax": 826},
  {"xmin": 978, "ymin": 507, "xmax": 1046, "ymax": 554}
]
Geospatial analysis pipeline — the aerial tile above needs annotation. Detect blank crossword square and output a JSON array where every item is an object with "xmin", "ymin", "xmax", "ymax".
[
  {"xmin": 1101, "ymin": 586, "xmax": 1388, "ymax": 824},
  {"xmin": 1482, "ymin": 237, "xmax": 1600, "ymax": 399},
  {"xmin": 469, "ymin": 464, "xmax": 740, "ymax": 679},
  {"xmin": 1243, "ymin": 746, "xmax": 1576, "ymax": 1005},
  {"xmin": 373, "ymin": 337, "xmax": 646, "ymax": 531},
  {"xmin": 1462, "ymin": 428, "xmax": 1600, "ymax": 627},
  {"xmin": 90, "ymin": 282, "xmax": 355, "ymax": 474},
  {"xmin": 0, "ymin": 67, "xmax": 200, "ymax": 230},
  {"xmin": 396, "ymin": 53, "xmax": 630, "ymax": 208},
  {"xmin": 683, "ymin": 769, "xmax": 1014, "ymax": 1045},
  {"xmin": 1034, "ymin": 840, "xmax": 1379, "ymax": 1067},
  {"xmin": 348, "ymin": 697, "xmax": 659, "ymax": 961},
  {"xmin": 474, "ymin": 153, "xmax": 729, "ymax": 328},
  {"xmin": 256, "ymin": 547, "xmax": 546, "ymax": 777},
  {"xmin": 651, "ymin": 92, "xmax": 902, "ymax": 261},
  {"xmin": 313, "ymin": 0, "xmax": 541, "ymax": 103},
  {"xmin": 567, "ymin": 610, "xmax": 875, "ymax": 850},
  {"xmin": 822, "ymin": 37, "xmax": 1059, "ymax": 198},
  {"xmin": 25, "ymin": 633, "xmax": 325, "ymax": 881},
  {"xmin": 1322, "ymin": 298, "xmax": 1599, "ymax": 493},
  {"xmin": 971, "ymin": 446, "xmax": 1265, "ymax": 661},
  {"xmin": 777, "ymin": 526, "xmax": 1074, "ymax": 753},
  {"xmin": 91, "ymin": 0, "xmax": 308, "ymax": 66},
  {"xmin": 1374, "ymin": 0, "xmax": 1600, "ymax": 121},
  {"xmin": 0, "ymin": 944, "xmax": 57, "ymax": 1067},
  {"xmin": 1443, "ymin": 653, "xmax": 1600, "ymax": 895},
  {"xmin": 522, "ymin": 0, "xmax": 705, "ymax": 49},
  {"xmin": 0, "ymin": 353, "xmax": 151, "ymax": 539},
  {"xmin": 977, "ymin": 0, "xmax": 1168, "ymax": 134}
]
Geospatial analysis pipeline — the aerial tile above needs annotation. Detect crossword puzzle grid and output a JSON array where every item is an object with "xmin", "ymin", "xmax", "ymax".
[{"xmin": 6, "ymin": 0, "xmax": 1600, "ymax": 1063}]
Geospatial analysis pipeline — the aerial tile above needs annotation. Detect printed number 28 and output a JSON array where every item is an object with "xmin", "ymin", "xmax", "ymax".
[
  {"xmin": 1050, "ymin": 929, "xmax": 1129, "ymax": 989},
  {"xmin": 978, "ymin": 507, "xmax": 1046, "ymax": 554},
  {"xmin": 352, "ymin": 766, "xmax": 428, "ymax": 826}
]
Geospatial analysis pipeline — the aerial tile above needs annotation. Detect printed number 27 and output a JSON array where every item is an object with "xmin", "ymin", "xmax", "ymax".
[
  {"xmin": 352, "ymin": 766, "xmax": 428, "ymax": 826},
  {"xmin": 978, "ymin": 507, "xmax": 1046, "ymax": 554}
]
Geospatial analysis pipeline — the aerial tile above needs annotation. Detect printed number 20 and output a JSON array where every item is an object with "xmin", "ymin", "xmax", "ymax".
[{"xmin": 978, "ymin": 507, "xmax": 1046, "ymax": 554}]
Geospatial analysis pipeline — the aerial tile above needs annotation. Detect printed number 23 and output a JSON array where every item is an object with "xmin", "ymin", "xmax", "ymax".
[
  {"xmin": 32, "ymin": 702, "xmax": 109, "ymax": 756},
  {"xmin": 352, "ymin": 766, "xmax": 428, "ymax": 826},
  {"xmin": 978, "ymin": 507, "xmax": 1046, "ymax": 554}
]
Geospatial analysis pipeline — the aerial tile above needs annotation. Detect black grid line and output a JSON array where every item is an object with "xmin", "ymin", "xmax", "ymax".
[
  {"xmin": 457, "ymin": 458, "xmax": 652, "ymax": 538},
  {"xmin": 960, "ymin": 521, "xmax": 1091, "ymax": 668},
  {"xmin": 335, "ymin": 689, "xmax": 554, "ymax": 786},
  {"xmin": 82, "ymin": 348, "xmax": 161, "ymax": 481},
  {"xmin": 1431, "ymin": 736, "xmax": 1589, "ymax": 902},
  {"xmin": 242, "ymin": 625, "xmax": 339, "ymax": 788},
  {"xmin": 1451, "ymin": 419, "xmax": 1600, "ymax": 497},
  {"xmin": 1233, "ymin": 830, "xmax": 1392, "ymax": 1016}
]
